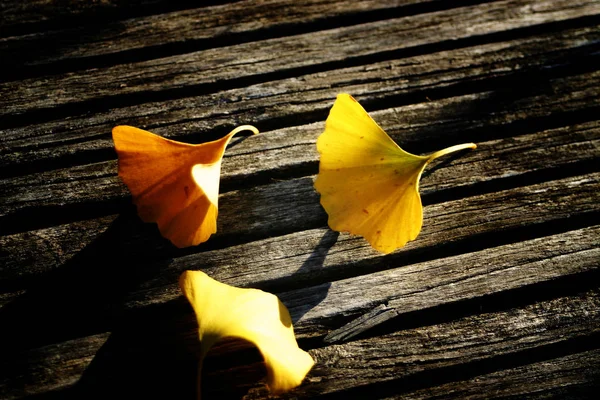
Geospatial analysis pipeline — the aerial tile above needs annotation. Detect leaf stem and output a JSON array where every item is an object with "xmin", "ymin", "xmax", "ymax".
[
  {"xmin": 427, "ymin": 142, "xmax": 477, "ymax": 162},
  {"xmin": 229, "ymin": 124, "xmax": 259, "ymax": 137},
  {"xmin": 222, "ymin": 124, "xmax": 260, "ymax": 151}
]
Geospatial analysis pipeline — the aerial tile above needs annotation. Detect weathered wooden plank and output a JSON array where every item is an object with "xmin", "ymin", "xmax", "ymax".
[
  {"xmin": 0, "ymin": 0, "xmax": 434, "ymax": 70},
  {"xmin": 0, "ymin": 0, "xmax": 228, "ymax": 34},
  {"xmin": 293, "ymin": 290, "xmax": 600, "ymax": 397},
  {"xmin": 2, "ymin": 1, "xmax": 597, "ymax": 399},
  {"xmin": 1, "ymin": 0, "xmax": 598, "ymax": 118},
  {"xmin": 4, "ymin": 172, "xmax": 599, "ymax": 346},
  {"xmin": 0, "ymin": 217, "xmax": 116, "ymax": 286},
  {"xmin": 2, "ymin": 69, "xmax": 599, "ymax": 220},
  {"xmin": 2, "ymin": 23, "xmax": 599, "ymax": 172},
  {"xmin": 3, "ymin": 275, "xmax": 598, "ymax": 399},
  {"xmin": 0, "ymin": 333, "xmax": 110, "ymax": 400},
  {"xmin": 396, "ymin": 349, "xmax": 600, "ymax": 399},
  {"xmin": 1, "ymin": 174, "xmax": 597, "ymax": 359},
  {"xmin": 120, "ymin": 175, "xmax": 599, "ymax": 317},
  {"xmin": 283, "ymin": 224, "xmax": 599, "ymax": 338},
  {"xmin": 1, "ymin": 123, "xmax": 597, "ymax": 291}
]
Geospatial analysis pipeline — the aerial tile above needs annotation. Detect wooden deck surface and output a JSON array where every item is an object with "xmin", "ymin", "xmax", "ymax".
[{"xmin": 1, "ymin": 0, "xmax": 599, "ymax": 398}]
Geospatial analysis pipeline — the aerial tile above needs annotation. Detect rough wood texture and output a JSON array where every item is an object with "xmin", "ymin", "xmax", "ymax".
[
  {"xmin": 1, "ymin": 177, "xmax": 597, "ymax": 350},
  {"xmin": 2, "ymin": 0, "xmax": 599, "ymax": 118},
  {"xmin": 297, "ymin": 291, "xmax": 600, "ymax": 398},
  {"xmin": 3, "ymin": 79, "xmax": 599, "ymax": 220},
  {"xmin": 2, "ymin": 23, "xmax": 599, "ymax": 174},
  {"xmin": 0, "ymin": 0, "xmax": 199, "ymax": 32},
  {"xmin": 297, "ymin": 291, "xmax": 600, "ymax": 397},
  {"xmin": 0, "ymin": 0, "xmax": 433, "ymax": 70},
  {"xmin": 397, "ymin": 349, "xmax": 600, "ymax": 399},
  {"xmin": 2, "ymin": 151, "xmax": 598, "ymax": 293},
  {"xmin": 2, "ymin": 0, "xmax": 599, "ymax": 399},
  {"xmin": 4, "ymin": 274, "xmax": 598, "ymax": 398}
]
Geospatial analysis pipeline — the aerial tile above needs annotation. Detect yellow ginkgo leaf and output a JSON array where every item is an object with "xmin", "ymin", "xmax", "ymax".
[
  {"xmin": 112, "ymin": 125, "xmax": 258, "ymax": 248},
  {"xmin": 314, "ymin": 94, "xmax": 476, "ymax": 254},
  {"xmin": 179, "ymin": 270, "xmax": 314, "ymax": 395}
]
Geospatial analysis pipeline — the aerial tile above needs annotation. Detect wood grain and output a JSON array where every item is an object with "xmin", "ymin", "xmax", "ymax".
[
  {"xmin": 2, "ymin": 23, "xmax": 599, "ymax": 172},
  {"xmin": 296, "ymin": 291, "xmax": 600, "ymax": 397},
  {"xmin": 2, "ymin": 129, "xmax": 597, "ymax": 291},
  {"xmin": 2, "ymin": 1, "xmax": 600, "ymax": 398},
  {"xmin": 396, "ymin": 349, "xmax": 600, "ymax": 399},
  {"xmin": 130, "ymin": 169, "xmax": 600, "ymax": 297},
  {"xmin": 0, "ymin": 333, "xmax": 110, "ymax": 400},
  {"xmin": 2, "ymin": 69, "xmax": 599, "ymax": 219},
  {"xmin": 0, "ymin": 0, "xmax": 226, "ymax": 33},
  {"xmin": 3, "ymin": 267, "xmax": 597, "ymax": 399},
  {"xmin": 92, "ymin": 173, "xmax": 600, "ymax": 313},
  {"xmin": 1, "ymin": 173, "xmax": 597, "ymax": 342},
  {"xmin": 2, "ymin": 0, "xmax": 598, "ymax": 118},
  {"xmin": 1, "ymin": 0, "xmax": 433, "ymax": 69}
]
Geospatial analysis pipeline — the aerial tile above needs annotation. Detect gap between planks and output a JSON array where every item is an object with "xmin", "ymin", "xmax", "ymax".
[
  {"xmin": 1, "ymin": 69, "xmax": 599, "ymax": 221},
  {"xmin": 0, "ymin": 174, "xmax": 598, "ymax": 353},
  {"xmin": 0, "ymin": 0, "xmax": 459, "ymax": 75},
  {"xmin": 1, "ymin": 0, "xmax": 598, "ymax": 120},
  {"xmin": 1, "ymin": 123, "xmax": 598, "ymax": 289},
  {"xmin": 1, "ymin": 24, "xmax": 599, "ymax": 176},
  {"xmin": 2, "ymin": 250, "xmax": 598, "ymax": 399}
]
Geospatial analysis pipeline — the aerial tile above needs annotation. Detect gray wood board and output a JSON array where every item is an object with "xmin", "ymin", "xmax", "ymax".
[
  {"xmin": 1, "ymin": 175, "xmax": 597, "ymax": 348},
  {"xmin": 3, "ymin": 267, "xmax": 598, "ymax": 399},
  {"xmin": 124, "ymin": 174, "xmax": 600, "ymax": 312},
  {"xmin": 2, "ymin": 23, "xmax": 599, "ymax": 171},
  {"xmin": 2, "ymin": 131, "xmax": 598, "ymax": 291},
  {"xmin": 293, "ymin": 290, "xmax": 600, "ymax": 397},
  {"xmin": 2, "ymin": 0, "xmax": 599, "ymax": 398},
  {"xmin": 395, "ymin": 349, "xmax": 600, "ymax": 399},
  {"xmin": 1, "ymin": 0, "xmax": 433, "ymax": 67},
  {"xmin": 1, "ymin": 0, "xmax": 598, "ymax": 117},
  {"xmin": 2, "ymin": 69, "xmax": 599, "ymax": 219}
]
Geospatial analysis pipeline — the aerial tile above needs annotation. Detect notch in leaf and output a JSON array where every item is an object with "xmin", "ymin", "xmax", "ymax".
[
  {"xmin": 113, "ymin": 125, "xmax": 258, "ymax": 248},
  {"xmin": 180, "ymin": 270, "xmax": 314, "ymax": 396},
  {"xmin": 314, "ymin": 94, "xmax": 476, "ymax": 254}
]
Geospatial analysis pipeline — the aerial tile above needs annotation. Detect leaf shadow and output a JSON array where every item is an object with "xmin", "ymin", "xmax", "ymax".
[
  {"xmin": 421, "ymin": 148, "xmax": 473, "ymax": 180},
  {"xmin": 286, "ymin": 229, "xmax": 340, "ymax": 324},
  {"xmin": 72, "ymin": 298, "xmax": 201, "ymax": 399},
  {"xmin": 0, "ymin": 209, "xmax": 173, "ymax": 355},
  {"xmin": 0, "ymin": 206, "xmax": 217, "ymax": 398}
]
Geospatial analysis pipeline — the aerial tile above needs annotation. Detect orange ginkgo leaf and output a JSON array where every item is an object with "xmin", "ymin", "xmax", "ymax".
[
  {"xmin": 180, "ymin": 270, "xmax": 314, "ymax": 396},
  {"xmin": 314, "ymin": 94, "xmax": 476, "ymax": 254},
  {"xmin": 112, "ymin": 125, "xmax": 258, "ymax": 248}
]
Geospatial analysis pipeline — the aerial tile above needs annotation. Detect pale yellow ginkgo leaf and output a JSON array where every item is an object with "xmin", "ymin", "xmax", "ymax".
[
  {"xmin": 314, "ymin": 94, "xmax": 476, "ymax": 254},
  {"xmin": 179, "ymin": 270, "xmax": 314, "ymax": 396},
  {"xmin": 112, "ymin": 125, "xmax": 258, "ymax": 248}
]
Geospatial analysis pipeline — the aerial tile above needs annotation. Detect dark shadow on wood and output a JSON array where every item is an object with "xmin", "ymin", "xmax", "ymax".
[
  {"xmin": 71, "ymin": 299, "xmax": 199, "ymax": 399},
  {"xmin": 0, "ymin": 209, "xmax": 176, "ymax": 354},
  {"xmin": 9, "ymin": 388, "xmax": 76, "ymax": 400},
  {"xmin": 4, "ymin": 14, "xmax": 599, "ymax": 131},
  {"xmin": 285, "ymin": 230, "xmax": 339, "ymax": 324},
  {"xmin": 1, "ymin": 0, "xmax": 492, "ymax": 81},
  {"xmin": 71, "ymin": 299, "xmax": 270, "ymax": 399},
  {"xmin": 201, "ymin": 338, "xmax": 267, "ymax": 400},
  {"xmin": 0, "ymin": 0, "xmax": 241, "ymax": 38}
]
